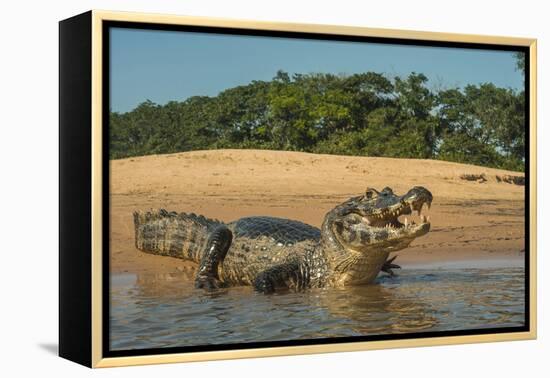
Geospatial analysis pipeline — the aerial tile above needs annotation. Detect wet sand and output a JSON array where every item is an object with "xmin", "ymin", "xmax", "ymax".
[{"xmin": 109, "ymin": 149, "xmax": 525, "ymax": 275}]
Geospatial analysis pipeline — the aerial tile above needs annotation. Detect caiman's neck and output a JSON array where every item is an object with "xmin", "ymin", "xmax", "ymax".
[
  {"xmin": 315, "ymin": 210, "xmax": 354, "ymax": 286},
  {"xmin": 317, "ymin": 210, "xmax": 389, "ymax": 287},
  {"xmin": 320, "ymin": 206, "xmax": 350, "ymax": 258}
]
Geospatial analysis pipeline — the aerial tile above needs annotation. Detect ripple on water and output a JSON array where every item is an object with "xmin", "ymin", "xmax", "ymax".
[{"xmin": 109, "ymin": 267, "xmax": 526, "ymax": 350}]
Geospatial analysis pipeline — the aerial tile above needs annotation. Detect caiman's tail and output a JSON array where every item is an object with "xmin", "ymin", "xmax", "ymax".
[{"xmin": 133, "ymin": 209, "xmax": 224, "ymax": 262}]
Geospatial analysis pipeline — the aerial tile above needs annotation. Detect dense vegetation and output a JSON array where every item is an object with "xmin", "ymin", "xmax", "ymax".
[{"xmin": 110, "ymin": 70, "xmax": 525, "ymax": 171}]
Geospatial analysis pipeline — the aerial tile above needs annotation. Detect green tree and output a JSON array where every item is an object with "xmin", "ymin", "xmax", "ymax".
[
  {"xmin": 109, "ymin": 69, "xmax": 525, "ymax": 172},
  {"xmin": 514, "ymin": 52, "xmax": 526, "ymax": 75}
]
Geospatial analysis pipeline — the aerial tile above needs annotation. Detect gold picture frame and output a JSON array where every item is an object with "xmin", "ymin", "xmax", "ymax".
[{"xmin": 59, "ymin": 9, "xmax": 537, "ymax": 368}]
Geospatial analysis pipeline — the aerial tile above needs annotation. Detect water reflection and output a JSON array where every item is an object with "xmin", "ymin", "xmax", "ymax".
[
  {"xmin": 317, "ymin": 285, "xmax": 438, "ymax": 334},
  {"xmin": 110, "ymin": 267, "xmax": 525, "ymax": 351}
]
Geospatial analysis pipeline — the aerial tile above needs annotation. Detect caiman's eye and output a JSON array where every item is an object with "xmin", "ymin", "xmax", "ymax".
[{"xmin": 365, "ymin": 188, "xmax": 379, "ymax": 199}]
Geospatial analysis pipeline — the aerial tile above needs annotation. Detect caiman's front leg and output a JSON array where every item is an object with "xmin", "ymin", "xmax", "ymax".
[
  {"xmin": 253, "ymin": 260, "xmax": 306, "ymax": 294},
  {"xmin": 381, "ymin": 255, "xmax": 401, "ymax": 276},
  {"xmin": 195, "ymin": 225, "xmax": 232, "ymax": 289}
]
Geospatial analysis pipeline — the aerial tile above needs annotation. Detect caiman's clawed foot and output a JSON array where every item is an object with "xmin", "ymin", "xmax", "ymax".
[
  {"xmin": 253, "ymin": 276, "xmax": 276, "ymax": 294},
  {"xmin": 381, "ymin": 255, "xmax": 401, "ymax": 276},
  {"xmin": 195, "ymin": 275, "xmax": 224, "ymax": 290}
]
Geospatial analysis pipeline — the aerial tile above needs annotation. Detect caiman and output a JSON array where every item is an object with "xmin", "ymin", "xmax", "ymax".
[{"xmin": 133, "ymin": 186, "xmax": 432, "ymax": 293}]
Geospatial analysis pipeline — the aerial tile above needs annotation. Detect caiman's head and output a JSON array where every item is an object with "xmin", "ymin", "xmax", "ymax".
[{"xmin": 322, "ymin": 186, "xmax": 433, "ymax": 284}]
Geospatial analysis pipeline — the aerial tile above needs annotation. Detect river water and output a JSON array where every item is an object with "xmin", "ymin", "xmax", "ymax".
[{"xmin": 109, "ymin": 264, "xmax": 525, "ymax": 351}]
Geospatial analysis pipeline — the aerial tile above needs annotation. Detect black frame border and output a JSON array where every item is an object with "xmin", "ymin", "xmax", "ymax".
[
  {"xmin": 59, "ymin": 11, "xmax": 93, "ymax": 367},
  {"xmin": 101, "ymin": 20, "xmax": 531, "ymax": 359}
]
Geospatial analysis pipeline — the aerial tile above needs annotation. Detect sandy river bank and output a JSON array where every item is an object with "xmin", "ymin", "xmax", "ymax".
[{"xmin": 109, "ymin": 149, "xmax": 525, "ymax": 275}]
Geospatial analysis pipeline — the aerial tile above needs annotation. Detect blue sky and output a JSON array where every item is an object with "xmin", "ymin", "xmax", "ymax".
[{"xmin": 110, "ymin": 27, "xmax": 524, "ymax": 113}]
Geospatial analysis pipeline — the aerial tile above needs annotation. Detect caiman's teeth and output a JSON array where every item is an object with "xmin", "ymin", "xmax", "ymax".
[
  {"xmin": 404, "ymin": 217, "xmax": 408, "ymax": 227},
  {"xmin": 418, "ymin": 203, "xmax": 430, "ymax": 215}
]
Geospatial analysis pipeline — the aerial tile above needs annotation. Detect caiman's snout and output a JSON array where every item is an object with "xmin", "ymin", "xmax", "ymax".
[{"xmin": 401, "ymin": 186, "xmax": 433, "ymax": 217}]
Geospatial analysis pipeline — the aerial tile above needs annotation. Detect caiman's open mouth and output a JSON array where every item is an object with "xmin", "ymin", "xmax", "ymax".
[
  {"xmin": 330, "ymin": 186, "xmax": 433, "ymax": 253},
  {"xmin": 362, "ymin": 196, "xmax": 432, "ymax": 230},
  {"xmin": 351, "ymin": 186, "xmax": 433, "ymax": 238}
]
